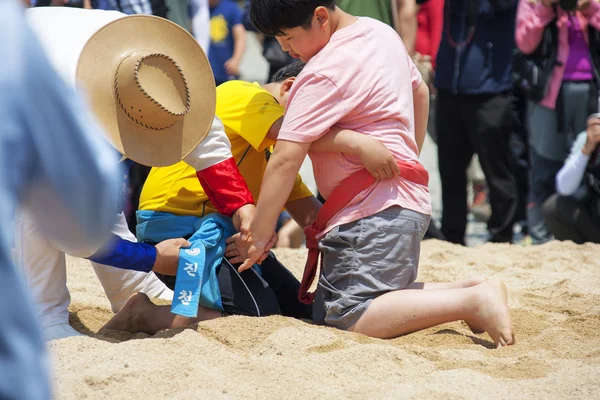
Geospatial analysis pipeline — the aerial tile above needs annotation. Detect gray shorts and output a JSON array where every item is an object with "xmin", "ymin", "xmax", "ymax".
[{"xmin": 313, "ymin": 206, "xmax": 430, "ymax": 330}]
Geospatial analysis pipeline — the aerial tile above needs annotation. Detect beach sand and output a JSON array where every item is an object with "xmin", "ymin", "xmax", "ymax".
[{"xmin": 53, "ymin": 240, "xmax": 600, "ymax": 399}]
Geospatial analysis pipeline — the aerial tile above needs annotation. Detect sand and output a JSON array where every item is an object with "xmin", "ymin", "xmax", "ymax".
[{"xmin": 52, "ymin": 240, "xmax": 600, "ymax": 399}]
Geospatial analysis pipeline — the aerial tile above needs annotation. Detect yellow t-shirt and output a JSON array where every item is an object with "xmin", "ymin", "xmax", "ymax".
[{"xmin": 139, "ymin": 81, "xmax": 313, "ymax": 217}]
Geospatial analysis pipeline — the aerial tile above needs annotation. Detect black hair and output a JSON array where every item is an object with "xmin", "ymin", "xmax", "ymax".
[
  {"xmin": 271, "ymin": 61, "xmax": 306, "ymax": 82},
  {"xmin": 250, "ymin": 0, "xmax": 336, "ymax": 36}
]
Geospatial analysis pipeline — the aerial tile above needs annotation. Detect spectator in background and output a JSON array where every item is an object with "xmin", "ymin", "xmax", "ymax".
[
  {"xmin": 515, "ymin": 0, "xmax": 600, "ymax": 244},
  {"xmin": 413, "ymin": 0, "xmax": 443, "ymax": 87},
  {"xmin": 190, "ymin": 0, "xmax": 210, "ymax": 53},
  {"xmin": 91, "ymin": 0, "xmax": 152, "ymax": 13},
  {"xmin": 543, "ymin": 114, "xmax": 600, "ymax": 243},
  {"xmin": 413, "ymin": 0, "xmax": 443, "ymax": 142},
  {"xmin": 208, "ymin": 0, "xmax": 246, "ymax": 86},
  {"xmin": 1, "ymin": 0, "xmax": 120, "ymax": 397},
  {"xmin": 165, "ymin": 0, "xmax": 191, "ymax": 31},
  {"xmin": 33, "ymin": 0, "xmax": 91, "ymax": 6},
  {"xmin": 338, "ymin": 0, "xmax": 418, "ymax": 55},
  {"xmin": 242, "ymin": 0, "xmax": 296, "ymax": 81},
  {"xmin": 435, "ymin": 0, "xmax": 519, "ymax": 245}
]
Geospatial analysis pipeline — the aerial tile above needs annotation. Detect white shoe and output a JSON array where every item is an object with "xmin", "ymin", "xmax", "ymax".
[
  {"xmin": 157, "ymin": 287, "xmax": 174, "ymax": 301},
  {"xmin": 43, "ymin": 323, "xmax": 84, "ymax": 342}
]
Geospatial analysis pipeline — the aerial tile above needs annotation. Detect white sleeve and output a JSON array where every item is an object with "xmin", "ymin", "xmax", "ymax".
[
  {"xmin": 183, "ymin": 116, "xmax": 234, "ymax": 171},
  {"xmin": 556, "ymin": 132, "xmax": 590, "ymax": 196}
]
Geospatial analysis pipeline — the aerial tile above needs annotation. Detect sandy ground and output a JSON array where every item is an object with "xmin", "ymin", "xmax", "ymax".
[{"xmin": 51, "ymin": 240, "xmax": 600, "ymax": 399}]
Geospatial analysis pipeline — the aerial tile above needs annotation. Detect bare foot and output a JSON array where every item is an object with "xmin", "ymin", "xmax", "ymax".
[
  {"xmin": 470, "ymin": 279, "xmax": 515, "ymax": 348},
  {"xmin": 102, "ymin": 292, "xmax": 155, "ymax": 334},
  {"xmin": 462, "ymin": 276, "xmax": 488, "ymax": 334}
]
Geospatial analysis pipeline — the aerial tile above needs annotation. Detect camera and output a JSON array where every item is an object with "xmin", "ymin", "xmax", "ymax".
[{"xmin": 559, "ymin": 0, "xmax": 578, "ymax": 11}]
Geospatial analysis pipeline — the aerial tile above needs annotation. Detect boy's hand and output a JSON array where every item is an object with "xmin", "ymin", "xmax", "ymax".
[
  {"xmin": 225, "ymin": 58, "xmax": 240, "ymax": 76},
  {"xmin": 357, "ymin": 137, "xmax": 400, "ymax": 180},
  {"xmin": 225, "ymin": 231, "xmax": 277, "ymax": 264},
  {"xmin": 583, "ymin": 117, "xmax": 600, "ymax": 156},
  {"xmin": 232, "ymin": 232, "xmax": 274, "ymax": 272},
  {"xmin": 232, "ymin": 204, "xmax": 255, "ymax": 241},
  {"xmin": 152, "ymin": 238, "xmax": 192, "ymax": 276}
]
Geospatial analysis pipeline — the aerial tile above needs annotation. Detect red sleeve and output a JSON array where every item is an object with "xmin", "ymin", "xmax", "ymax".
[
  {"xmin": 195, "ymin": 157, "xmax": 254, "ymax": 217},
  {"xmin": 429, "ymin": 0, "xmax": 445, "ymax": 70}
]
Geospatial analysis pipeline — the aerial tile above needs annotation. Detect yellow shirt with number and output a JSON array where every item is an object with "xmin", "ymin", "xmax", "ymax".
[{"xmin": 139, "ymin": 81, "xmax": 313, "ymax": 217}]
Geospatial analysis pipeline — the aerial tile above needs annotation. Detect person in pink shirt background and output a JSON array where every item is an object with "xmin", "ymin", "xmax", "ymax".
[
  {"xmin": 232, "ymin": 0, "xmax": 515, "ymax": 347},
  {"xmin": 515, "ymin": 0, "xmax": 600, "ymax": 244}
]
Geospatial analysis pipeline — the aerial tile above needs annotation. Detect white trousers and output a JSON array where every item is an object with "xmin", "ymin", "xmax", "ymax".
[{"xmin": 14, "ymin": 210, "xmax": 173, "ymax": 330}]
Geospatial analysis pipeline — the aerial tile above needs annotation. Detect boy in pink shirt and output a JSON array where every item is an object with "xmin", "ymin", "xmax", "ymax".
[{"xmin": 235, "ymin": 0, "xmax": 514, "ymax": 347}]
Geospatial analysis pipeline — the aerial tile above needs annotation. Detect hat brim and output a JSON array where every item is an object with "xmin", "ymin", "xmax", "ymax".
[{"xmin": 76, "ymin": 15, "xmax": 216, "ymax": 167}]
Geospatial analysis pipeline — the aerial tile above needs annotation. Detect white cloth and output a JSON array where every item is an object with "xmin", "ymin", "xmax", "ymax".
[
  {"xmin": 14, "ymin": 211, "xmax": 172, "ymax": 332},
  {"xmin": 190, "ymin": 0, "xmax": 210, "ymax": 55},
  {"xmin": 183, "ymin": 116, "xmax": 233, "ymax": 171}
]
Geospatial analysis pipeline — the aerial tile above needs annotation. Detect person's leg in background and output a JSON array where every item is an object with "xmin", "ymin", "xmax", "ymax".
[
  {"xmin": 437, "ymin": 90, "xmax": 475, "ymax": 245},
  {"xmin": 91, "ymin": 213, "xmax": 173, "ymax": 313},
  {"xmin": 527, "ymin": 81, "xmax": 589, "ymax": 243},
  {"xmin": 527, "ymin": 102, "xmax": 563, "ymax": 244},
  {"xmin": 465, "ymin": 92, "xmax": 518, "ymax": 243},
  {"xmin": 511, "ymin": 85, "xmax": 531, "ymax": 237},
  {"xmin": 542, "ymin": 194, "xmax": 600, "ymax": 244}
]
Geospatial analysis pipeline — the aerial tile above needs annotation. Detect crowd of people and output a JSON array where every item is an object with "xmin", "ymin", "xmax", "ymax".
[
  {"xmin": 2, "ymin": 0, "xmax": 599, "ymax": 398},
  {"xmin": 29, "ymin": 0, "xmax": 600, "ymax": 247}
]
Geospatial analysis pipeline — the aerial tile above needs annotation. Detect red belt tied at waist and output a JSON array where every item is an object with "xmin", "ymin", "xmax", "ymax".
[{"xmin": 299, "ymin": 161, "xmax": 430, "ymax": 304}]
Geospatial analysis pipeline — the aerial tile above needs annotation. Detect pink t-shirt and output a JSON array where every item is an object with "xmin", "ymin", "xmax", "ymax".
[{"xmin": 279, "ymin": 17, "xmax": 431, "ymax": 238}]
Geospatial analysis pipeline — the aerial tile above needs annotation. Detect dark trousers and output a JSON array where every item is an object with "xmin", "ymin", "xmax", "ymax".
[
  {"xmin": 436, "ymin": 90, "xmax": 518, "ymax": 245},
  {"xmin": 542, "ymin": 194, "xmax": 600, "ymax": 244},
  {"xmin": 155, "ymin": 254, "xmax": 312, "ymax": 320}
]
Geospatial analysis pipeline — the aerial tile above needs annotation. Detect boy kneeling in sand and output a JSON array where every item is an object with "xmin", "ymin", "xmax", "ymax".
[
  {"xmin": 236, "ymin": 0, "xmax": 515, "ymax": 347},
  {"xmin": 103, "ymin": 62, "xmax": 402, "ymax": 333}
]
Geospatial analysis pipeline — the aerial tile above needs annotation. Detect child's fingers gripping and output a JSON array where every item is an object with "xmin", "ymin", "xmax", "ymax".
[
  {"xmin": 367, "ymin": 168, "xmax": 381, "ymax": 180},
  {"xmin": 264, "ymin": 232, "xmax": 278, "ymax": 252},
  {"xmin": 390, "ymin": 161, "xmax": 400, "ymax": 177},
  {"xmin": 258, "ymin": 251, "xmax": 270, "ymax": 264},
  {"xmin": 225, "ymin": 233, "xmax": 241, "ymax": 244},
  {"xmin": 224, "ymin": 247, "xmax": 239, "ymax": 258},
  {"xmin": 238, "ymin": 258, "xmax": 255, "ymax": 272},
  {"xmin": 228, "ymin": 255, "xmax": 245, "ymax": 264}
]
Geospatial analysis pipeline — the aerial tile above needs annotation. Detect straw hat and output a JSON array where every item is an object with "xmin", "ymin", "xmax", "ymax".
[{"xmin": 76, "ymin": 15, "xmax": 216, "ymax": 167}]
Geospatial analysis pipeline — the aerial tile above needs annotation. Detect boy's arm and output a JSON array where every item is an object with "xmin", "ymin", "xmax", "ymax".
[
  {"xmin": 87, "ymin": 236, "xmax": 190, "ymax": 276},
  {"xmin": 393, "ymin": 0, "xmax": 418, "ymax": 56},
  {"xmin": 311, "ymin": 127, "xmax": 400, "ymax": 179},
  {"xmin": 413, "ymin": 81, "xmax": 429, "ymax": 154},
  {"xmin": 225, "ymin": 10, "xmax": 247, "ymax": 77},
  {"xmin": 285, "ymin": 196, "xmax": 322, "ymax": 229},
  {"xmin": 238, "ymin": 140, "xmax": 311, "ymax": 271}
]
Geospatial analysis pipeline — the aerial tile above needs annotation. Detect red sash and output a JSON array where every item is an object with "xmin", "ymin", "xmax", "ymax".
[{"xmin": 299, "ymin": 162, "xmax": 429, "ymax": 304}]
